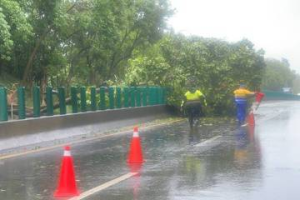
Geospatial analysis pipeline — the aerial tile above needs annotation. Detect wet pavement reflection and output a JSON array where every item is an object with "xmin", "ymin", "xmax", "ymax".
[
  {"xmin": 97, "ymin": 102, "xmax": 300, "ymax": 200},
  {"xmin": 0, "ymin": 102, "xmax": 300, "ymax": 199}
]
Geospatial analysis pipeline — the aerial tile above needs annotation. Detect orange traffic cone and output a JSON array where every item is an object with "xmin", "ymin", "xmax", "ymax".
[
  {"xmin": 54, "ymin": 146, "xmax": 80, "ymax": 197},
  {"xmin": 247, "ymin": 111, "xmax": 255, "ymax": 126},
  {"xmin": 128, "ymin": 127, "xmax": 144, "ymax": 164}
]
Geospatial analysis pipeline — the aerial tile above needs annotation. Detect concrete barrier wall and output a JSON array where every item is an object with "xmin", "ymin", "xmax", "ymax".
[{"xmin": 0, "ymin": 105, "xmax": 171, "ymax": 151}]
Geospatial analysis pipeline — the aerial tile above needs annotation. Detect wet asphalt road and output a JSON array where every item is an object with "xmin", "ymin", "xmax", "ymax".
[{"xmin": 0, "ymin": 101, "xmax": 300, "ymax": 200}]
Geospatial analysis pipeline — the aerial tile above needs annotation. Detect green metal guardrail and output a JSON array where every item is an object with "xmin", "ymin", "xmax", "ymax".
[
  {"xmin": 80, "ymin": 86, "xmax": 87, "ymax": 112},
  {"xmin": 109, "ymin": 87, "xmax": 115, "ymax": 109},
  {"xmin": 17, "ymin": 87, "xmax": 26, "ymax": 119},
  {"xmin": 100, "ymin": 87, "xmax": 106, "ymax": 110},
  {"xmin": 124, "ymin": 87, "xmax": 129, "ymax": 108},
  {"xmin": 33, "ymin": 86, "xmax": 40, "ymax": 117},
  {"xmin": 58, "ymin": 87, "xmax": 66, "ymax": 115},
  {"xmin": 0, "ymin": 85, "xmax": 167, "ymax": 122},
  {"xmin": 263, "ymin": 90, "xmax": 300, "ymax": 100},
  {"xmin": 71, "ymin": 87, "xmax": 78, "ymax": 113},
  {"xmin": 90, "ymin": 87, "xmax": 97, "ymax": 111},
  {"xmin": 116, "ymin": 87, "xmax": 122, "ymax": 109},
  {"xmin": 46, "ymin": 86, "xmax": 53, "ymax": 116},
  {"xmin": 0, "ymin": 87, "xmax": 8, "ymax": 121}
]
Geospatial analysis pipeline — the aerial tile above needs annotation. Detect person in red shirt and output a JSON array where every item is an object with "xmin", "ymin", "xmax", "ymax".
[{"xmin": 253, "ymin": 89, "xmax": 265, "ymax": 110}]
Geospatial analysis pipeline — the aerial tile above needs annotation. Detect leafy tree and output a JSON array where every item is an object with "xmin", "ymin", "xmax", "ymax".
[
  {"xmin": 0, "ymin": 0, "xmax": 32, "ymax": 73},
  {"xmin": 64, "ymin": 0, "xmax": 173, "ymax": 85},
  {"xmin": 1, "ymin": 0, "xmax": 172, "ymax": 88},
  {"xmin": 1, "ymin": 0, "xmax": 270, "ymax": 116},
  {"xmin": 126, "ymin": 34, "xmax": 265, "ymax": 115},
  {"xmin": 262, "ymin": 58, "xmax": 297, "ymax": 91}
]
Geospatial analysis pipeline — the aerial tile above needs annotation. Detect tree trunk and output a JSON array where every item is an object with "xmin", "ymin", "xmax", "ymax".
[
  {"xmin": 22, "ymin": 3, "xmax": 78, "ymax": 86},
  {"xmin": 22, "ymin": 30, "xmax": 50, "ymax": 86}
]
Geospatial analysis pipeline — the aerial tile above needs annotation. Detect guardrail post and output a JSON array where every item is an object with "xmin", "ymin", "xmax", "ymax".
[
  {"xmin": 0, "ymin": 87, "xmax": 8, "ymax": 121},
  {"xmin": 136, "ymin": 87, "xmax": 141, "ymax": 107},
  {"xmin": 71, "ymin": 87, "xmax": 78, "ymax": 113},
  {"xmin": 109, "ymin": 87, "xmax": 115, "ymax": 109},
  {"xmin": 33, "ymin": 86, "xmax": 40, "ymax": 117},
  {"xmin": 46, "ymin": 86, "xmax": 53, "ymax": 116},
  {"xmin": 124, "ymin": 87, "xmax": 129, "ymax": 108},
  {"xmin": 58, "ymin": 87, "xmax": 66, "ymax": 115},
  {"xmin": 149, "ymin": 87, "xmax": 154, "ymax": 106},
  {"xmin": 116, "ymin": 87, "xmax": 122, "ymax": 109},
  {"xmin": 156, "ymin": 87, "xmax": 160, "ymax": 105},
  {"xmin": 80, "ymin": 86, "xmax": 87, "ymax": 112},
  {"xmin": 130, "ymin": 87, "xmax": 136, "ymax": 107},
  {"xmin": 142, "ymin": 87, "xmax": 148, "ymax": 106},
  {"xmin": 100, "ymin": 87, "xmax": 106, "ymax": 110},
  {"xmin": 154, "ymin": 87, "xmax": 159, "ymax": 105},
  {"xmin": 158, "ymin": 87, "xmax": 163, "ymax": 105},
  {"xmin": 162, "ymin": 88, "xmax": 166, "ymax": 104},
  {"xmin": 90, "ymin": 87, "xmax": 97, "ymax": 111},
  {"xmin": 148, "ymin": 87, "xmax": 152, "ymax": 105},
  {"xmin": 152, "ymin": 86, "xmax": 156, "ymax": 105},
  {"xmin": 17, "ymin": 86, "xmax": 26, "ymax": 119}
]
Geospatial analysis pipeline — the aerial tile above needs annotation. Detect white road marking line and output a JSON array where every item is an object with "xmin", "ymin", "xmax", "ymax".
[
  {"xmin": 69, "ymin": 172, "xmax": 137, "ymax": 200},
  {"xmin": 0, "ymin": 119, "xmax": 183, "ymax": 160},
  {"xmin": 194, "ymin": 136, "xmax": 222, "ymax": 147}
]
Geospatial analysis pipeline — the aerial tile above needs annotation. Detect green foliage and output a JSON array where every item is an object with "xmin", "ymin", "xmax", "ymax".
[
  {"xmin": 0, "ymin": 8, "xmax": 12, "ymax": 61},
  {"xmin": 126, "ymin": 34, "xmax": 265, "ymax": 115},
  {"xmin": 1, "ymin": 0, "xmax": 172, "ymax": 87},
  {"xmin": 1, "ymin": 0, "xmax": 269, "ymax": 116},
  {"xmin": 0, "ymin": 0, "xmax": 32, "ymax": 61},
  {"xmin": 0, "ymin": 72, "xmax": 19, "ymax": 87},
  {"xmin": 262, "ymin": 58, "xmax": 299, "ymax": 92}
]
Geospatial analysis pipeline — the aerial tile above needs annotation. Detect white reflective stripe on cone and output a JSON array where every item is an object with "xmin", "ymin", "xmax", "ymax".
[
  {"xmin": 133, "ymin": 132, "xmax": 139, "ymax": 137},
  {"xmin": 64, "ymin": 151, "xmax": 71, "ymax": 157}
]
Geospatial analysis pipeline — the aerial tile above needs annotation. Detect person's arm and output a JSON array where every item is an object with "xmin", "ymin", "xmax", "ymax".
[
  {"xmin": 197, "ymin": 90, "xmax": 208, "ymax": 106},
  {"xmin": 202, "ymin": 95, "xmax": 208, "ymax": 106},
  {"xmin": 181, "ymin": 94, "xmax": 187, "ymax": 111},
  {"xmin": 256, "ymin": 92, "xmax": 265, "ymax": 102},
  {"xmin": 245, "ymin": 89, "xmax": 255, "ymax": 96},
  {"xmin": 181, "ymin": 100, "xmax": 185, "ymax": 109}
]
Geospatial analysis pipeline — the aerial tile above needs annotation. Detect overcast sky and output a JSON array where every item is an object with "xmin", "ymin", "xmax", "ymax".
[{"xmin": 168, "ymin": 0, "xmax": 300, "ymax": 73}]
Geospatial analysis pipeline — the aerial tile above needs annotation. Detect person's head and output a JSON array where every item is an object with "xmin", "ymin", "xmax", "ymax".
[
  {"xmin": 187, "ymin": 77, "xmax": 194, "ymax": 85},
  {"xmin": 188, "ymin": 87, "xmax": 197, "ymax": 93},
  {"xmin": 239, "ymin": 83, "xmax": 246, "ymax": 89},
  {"xmin": 187, "ymin": 84, "xmax": 197, "ymax": 93},
  {"xmin": 186, "ymin": 77, "xmax": 197, "ymax": 90}
]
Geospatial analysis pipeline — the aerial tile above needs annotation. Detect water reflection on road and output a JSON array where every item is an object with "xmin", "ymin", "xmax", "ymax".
[
  {"xmin": 100, "ymin": 102, "xmax": 300, "ymax": 200},
  {"xmin": 166, "ymin": 125, "xmax": 262, "ymax": 200}
]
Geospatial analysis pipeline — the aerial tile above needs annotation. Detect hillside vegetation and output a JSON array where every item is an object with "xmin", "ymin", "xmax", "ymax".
[{"xmin": 3, "ymin": 0, "xmax": 300, "ymax": 114}]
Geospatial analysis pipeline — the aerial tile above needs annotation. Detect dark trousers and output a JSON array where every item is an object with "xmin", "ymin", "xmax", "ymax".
[
  {"xmin": 185, "ymin": 101, "xmax": 202, "ymax": 127},
  {"xmin": 235, "ymin": 99, "xmax": 247, "ymax": 125},
  {"xmin": 185, "ymin": 101, "xmax": 202, "ymax": 117}
]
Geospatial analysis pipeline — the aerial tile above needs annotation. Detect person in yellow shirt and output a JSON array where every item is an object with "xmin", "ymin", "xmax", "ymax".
[
  {"xmin": 182, "ymin": 87, "xmax": 207, "ymax": 128},
  {"xmin": 234, "ymin": 83, "xmax": 255, "ymax": 126}
]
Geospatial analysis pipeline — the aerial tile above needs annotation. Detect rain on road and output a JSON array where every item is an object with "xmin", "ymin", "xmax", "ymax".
[{"xmin": 0, "ymin": 101, "xmax": 299, "ymax": 200}]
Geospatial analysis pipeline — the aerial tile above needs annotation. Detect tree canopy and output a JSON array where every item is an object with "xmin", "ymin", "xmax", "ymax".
[
  {"xmin": 3, "ymin": 0, "xmax": 291, "ymax": 115},
  {"xmin": 262, "ymin": 58, "xmax": 300, "ymax": 93},
  {"xmin": 126, "ymin": 35, "xmax": 265, "ymax": 114},
  {"xmin": 0, "ymin": 0, "xmax": 173, "ymax": 86}
]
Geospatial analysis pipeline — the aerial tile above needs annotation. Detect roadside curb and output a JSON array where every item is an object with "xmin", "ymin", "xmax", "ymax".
[{"xmin": 0, "ymin": 118, "xmax": 184, "ymax": 161}]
